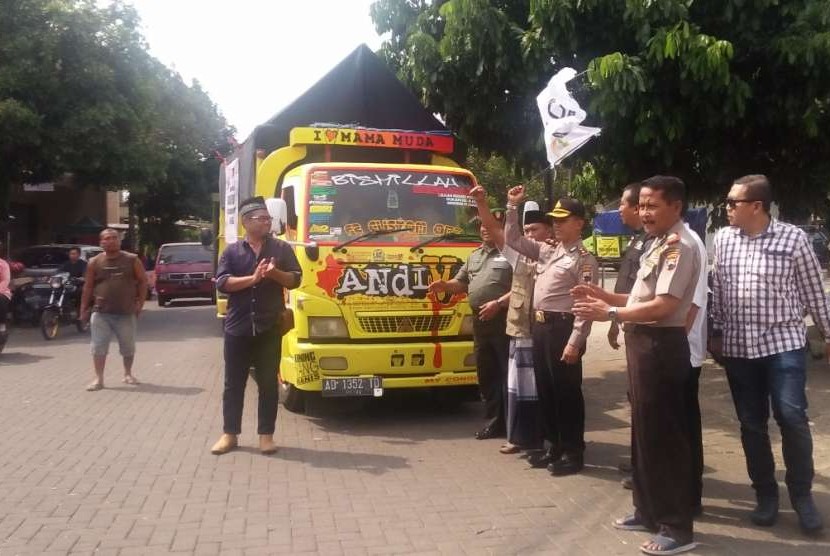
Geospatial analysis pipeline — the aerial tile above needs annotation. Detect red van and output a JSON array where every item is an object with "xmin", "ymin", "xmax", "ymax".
[{"xmin": 154, "ymin": 243, "xmax": 215, "ymax": 307}]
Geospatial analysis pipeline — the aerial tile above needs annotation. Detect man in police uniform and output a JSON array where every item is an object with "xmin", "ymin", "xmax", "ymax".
[
  {"xmin": 504, "ymin": 186, "xmax": 598, "ymax": 476},
  {"xmin": 429, "ymin": 210, "xmax": 512, "ymax": 440},
  {"xmin": 573, "ymin": 176, "xmax": 700, "ymax": 555}
]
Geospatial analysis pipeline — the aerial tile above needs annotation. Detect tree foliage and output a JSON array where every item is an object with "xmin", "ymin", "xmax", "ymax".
[
  {"xmin": 0, "ymin": 0, "xmax": 233, "ymax": 242},
  {"xmin": 371, "ymin": 0, "xmax": 830, "ymax": 216}
]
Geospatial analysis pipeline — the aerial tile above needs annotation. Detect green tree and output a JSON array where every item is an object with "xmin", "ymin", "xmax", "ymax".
[
  {"xmin": 371, "ymin": 0, "xmax": 830, "ymax": 216},
  {"xmin": 0, "ymin": 0, "xmax": 232, "ymax": 242}
]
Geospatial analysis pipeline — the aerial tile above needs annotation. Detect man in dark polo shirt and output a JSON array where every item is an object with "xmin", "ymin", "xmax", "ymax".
[
  {"xmin": 613, "ymin": 182, "xmax": 653, "ymax": 488},
  {"xmin": 211, "ymin": 196, "xmax": 302, "ymax": 456},
  {"xmin": 429, "ymin": 209, "xmax": 512, "ymax": 440},
  {"xmin": 610, "ymin": 183, "xmax": 653, "ymax": 349}
]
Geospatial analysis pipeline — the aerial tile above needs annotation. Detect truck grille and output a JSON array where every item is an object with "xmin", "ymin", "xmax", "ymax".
[
  {"xmin": 169, "ymin": 272, "xmax": 208, "ymax": 281},
  {"xmin": 356, "ymin": 314, "xmax": 453, "ymax": 334}
]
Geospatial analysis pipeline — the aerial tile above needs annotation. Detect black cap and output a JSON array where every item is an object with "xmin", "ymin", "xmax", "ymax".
[
  {"xmin": 548, "ymin": 197, "xmax": 586, "ymax": 219},
  {"xmin": 523, "ymin": 210, "xmax": 550, "ymax": 225}
]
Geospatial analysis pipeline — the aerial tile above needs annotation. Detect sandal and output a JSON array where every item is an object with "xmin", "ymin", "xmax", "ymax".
[
  {"xmin": 499, "ymin": 443, "xmax": 521, "ymax": 454},
  {"xmin": 613, "ymin": 514, "xmax": 652, "ymax": 532},
  {"xmin": 86, "ymin": 382, "xmax": 103, "ymax": 392},
  {"xmin": 122, "ymin": 375, "xmax": 139, "ymax": 385},
  {"xmin": 640, "ymin": 534, "xmax": 697, "ymax": 555}
]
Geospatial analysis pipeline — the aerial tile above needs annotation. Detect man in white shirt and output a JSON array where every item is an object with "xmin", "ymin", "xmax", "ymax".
[{"xmin": 685, "ymin": 223, "xmax": 708, "ymax": 516}]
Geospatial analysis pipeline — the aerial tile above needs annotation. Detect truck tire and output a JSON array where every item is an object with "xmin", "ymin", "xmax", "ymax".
[{"xmin": 280, "ymin": 380, "xmax": 306, "ymax": 413}]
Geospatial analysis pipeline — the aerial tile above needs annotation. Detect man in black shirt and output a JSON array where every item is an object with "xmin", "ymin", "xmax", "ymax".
[
  {"xmin": 59, "ymin": 247, "xmax": 88, "ymax": 279},
  {"xmin": 612, "ymin": 183, "xmax": 652, "ymax": 490},
  {"xmin": 609, "ymin": 183, "xmax": 652, "ymax": 349},
  {"xmin": 211, "ymin": 196, "xmax": 302, "ymax": 456}
]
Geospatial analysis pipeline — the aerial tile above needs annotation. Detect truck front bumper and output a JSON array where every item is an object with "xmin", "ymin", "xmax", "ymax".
[{"xmin": 281, "ymin": 339, "xmax": 477, "ymax": 392}]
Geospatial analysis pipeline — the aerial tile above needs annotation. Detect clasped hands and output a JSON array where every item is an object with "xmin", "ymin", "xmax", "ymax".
[{"xmin": 252, "ymin": 257, "xmax": 278, "ymax": 284}]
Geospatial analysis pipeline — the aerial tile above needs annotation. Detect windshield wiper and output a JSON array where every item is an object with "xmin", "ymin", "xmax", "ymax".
[
  {"xmin": 333, "ymin": 228, "xmax": 414, "ymax": 252},
  {"xmin": 409, "ymin": 233, "xmax": 481, "ymax": 252}
]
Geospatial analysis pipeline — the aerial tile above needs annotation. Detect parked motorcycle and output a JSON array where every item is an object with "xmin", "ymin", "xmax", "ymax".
[{"xmin": 39, "ymin": 272, "xmax": 88, "ymax": 340}]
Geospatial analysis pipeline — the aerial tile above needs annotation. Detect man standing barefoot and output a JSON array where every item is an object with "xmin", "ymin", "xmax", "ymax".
[{"xmin": 81, "ymin": 229, "xmax": 148, "ymax": 391}]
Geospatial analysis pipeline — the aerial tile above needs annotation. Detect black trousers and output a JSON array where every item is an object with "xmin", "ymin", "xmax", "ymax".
[
  {"xmin": 688, "ymin": 366, "xmax": 703, "ymax": 508},
  {"xmin": 626, "ymin": 326, "xmax": 694, "ymax": 543},
  {"xmin": 0, "ymin": 295, "xmax": 9, "ymax": 323},
  {"xmin": 223, "ymin": 327, "xmax": 281, "ymax": 435},
  {"xmin": 473, "ymin": 316, "xmax": 509, "ymax": 431},
  {"xmin": 531, "ymin": 312, "xmax": 585, "ymax": 456}
]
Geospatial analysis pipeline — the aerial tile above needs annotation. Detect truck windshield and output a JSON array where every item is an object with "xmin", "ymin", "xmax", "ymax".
[{"xmin": 306, "ymin": 168, "xmax": 479, "ymax": 244}]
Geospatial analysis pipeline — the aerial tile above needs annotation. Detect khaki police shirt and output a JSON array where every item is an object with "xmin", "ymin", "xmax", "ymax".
[
  {"xmin": 504, "ymin": 206, "xmax": 599, "ymax": 348},
  {"xmin": 627, "ymin": 220, "xmax": 700, "ymax": 327},
  {"xmin": 453, "ymin": 244, "xmax": 513, "ymax": 312}
]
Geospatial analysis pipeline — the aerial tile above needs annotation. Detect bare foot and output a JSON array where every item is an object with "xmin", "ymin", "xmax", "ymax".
[
  {"xmin": 122, "ymin": 375, "xmax": 139, "ymax": 385},
  {"xmin": 86, "ymin": 381, "xmax": 103, "ymax": 391}
]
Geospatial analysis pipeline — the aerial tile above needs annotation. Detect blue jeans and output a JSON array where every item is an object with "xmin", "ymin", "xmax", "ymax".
[{"xmin": 725, "ymin": 348, "xmax": 814, "ymax": 500}]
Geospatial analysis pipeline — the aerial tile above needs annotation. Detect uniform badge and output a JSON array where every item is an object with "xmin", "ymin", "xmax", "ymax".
[
  {"xmin": 665, "ymin": 247, "xmax": 680, "ymax": 270},
  {"xmin": 581, "ymin": 263, "xmax": 593, "ymax": 283}
]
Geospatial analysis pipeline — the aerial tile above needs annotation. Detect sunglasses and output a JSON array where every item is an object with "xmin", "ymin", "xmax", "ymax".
[{"xmin": 725, "ymin": 199, "xmax": 760, "ymax": 209}]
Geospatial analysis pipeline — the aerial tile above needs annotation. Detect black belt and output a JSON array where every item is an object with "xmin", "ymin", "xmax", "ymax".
[{"xmin": 533, "ymin": 310, "xmax": 573, "ymax": 324}]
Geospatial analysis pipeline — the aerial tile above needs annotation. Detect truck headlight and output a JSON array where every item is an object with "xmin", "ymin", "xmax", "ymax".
[
  {"xmin": 459, "ymin": 315, "xmax": 475, "ymax": 336},
  {"xmin": 308, "ymin": 317, "xmax": 349, "ymax": 339}
]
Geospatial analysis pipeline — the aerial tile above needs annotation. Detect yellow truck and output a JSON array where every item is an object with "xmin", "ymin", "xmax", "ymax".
[{"xmin": 214, "ymin": 46, "xmax": 482, "ymax": 412}]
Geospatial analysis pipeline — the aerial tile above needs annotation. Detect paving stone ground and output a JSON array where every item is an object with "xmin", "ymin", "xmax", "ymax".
[{"xmin": 0, "ymin": 299, "xmax": 829, "ymax": 555}]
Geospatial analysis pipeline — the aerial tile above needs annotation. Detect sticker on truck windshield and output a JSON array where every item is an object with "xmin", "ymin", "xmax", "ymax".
[{"xmin": 306, "ymin": 169, "xmax": 478, "ymax": 241}]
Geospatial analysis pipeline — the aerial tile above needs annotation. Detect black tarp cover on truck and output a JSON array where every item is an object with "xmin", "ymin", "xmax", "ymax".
[{"xmin": 220, "ymin": 44, "xmax": 458, "ymax": 206}]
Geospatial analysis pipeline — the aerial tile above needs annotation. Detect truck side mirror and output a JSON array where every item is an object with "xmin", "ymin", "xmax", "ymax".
[
  {"xmin": 265, "ymin": 198, "xmax": 288, "ymax": 236},
  {"xmin": 199, "ymin": 228, "xmax": 214, "ymax": 247}
]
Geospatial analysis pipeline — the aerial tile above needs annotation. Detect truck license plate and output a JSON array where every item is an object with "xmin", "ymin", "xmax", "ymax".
[{"xmin": 321, "ymin": 377, "xmax": 383, "ymax": 398}]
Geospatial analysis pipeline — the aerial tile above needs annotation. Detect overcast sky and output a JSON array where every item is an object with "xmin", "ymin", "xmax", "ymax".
[{"xmin": 115, "ymin": 0, "xmax": 383, "ymax": 139}]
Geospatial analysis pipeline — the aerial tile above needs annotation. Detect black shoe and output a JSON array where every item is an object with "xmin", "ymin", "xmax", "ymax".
[
  {"xmin": 792, "ymin": 495, "xmax": 824, "ymax": 534},
  {"xmin": 474, "ymin": 426, "xmax": 504, "ymax": 440},
  {"xmin": 548, "ymin": 453, "xmax": 584, "ymax": 476},
  {"xmin": 749, "ymin": 497, "xmax": 779, "ymax": 527},
  {"xmin": 621, "ymin": 476, "xmax": 633, "ymax": 490},
  {"xmin": 693, "ymin": 504, "xmax": 704, "ymax": 518},
  {"xmin": 527, "ymin": 448, "xmax": 561, "ymax": 468}
]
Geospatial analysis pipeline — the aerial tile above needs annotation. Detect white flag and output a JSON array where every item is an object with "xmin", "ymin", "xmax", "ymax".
[{"xmin": 536, "ymin": 67, "xmax": 601, "ymax": 166}]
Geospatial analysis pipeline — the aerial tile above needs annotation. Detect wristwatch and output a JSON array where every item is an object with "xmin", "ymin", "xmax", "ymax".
[{"xmin": 608, "ymin": 307, "xmax": 619, "ymax": 324}]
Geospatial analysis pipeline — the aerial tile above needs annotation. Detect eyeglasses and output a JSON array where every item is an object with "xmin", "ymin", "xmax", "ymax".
[
  {"xmin": 248, "ymin": 215, "xmax": 273, "ymax": 223},
  {"xmin": 725, "ymin": 199, "xmax": 760, "ymax": 209}
]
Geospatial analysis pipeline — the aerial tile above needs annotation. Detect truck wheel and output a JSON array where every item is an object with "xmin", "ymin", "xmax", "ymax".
[
  {"xmin": 280, "ymin": 380, "xmax": 306, "ymax": 413},
  {"xmin": 40, "ymin": 309, "xmax": 60, "ymax": 340}
]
